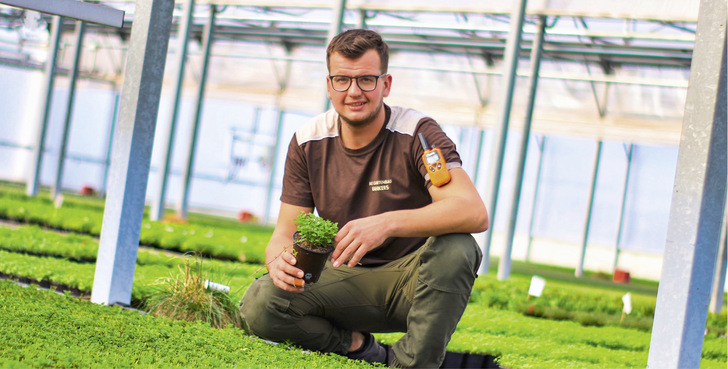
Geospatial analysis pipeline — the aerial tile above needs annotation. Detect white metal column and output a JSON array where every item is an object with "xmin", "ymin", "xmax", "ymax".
[
  {"xmin": 646, "ymin": 0, "xmax": 727, "ymax": 365},
  {"xmin": 91, "ymin": 0, "xmax": 175, "ymax": 306}
]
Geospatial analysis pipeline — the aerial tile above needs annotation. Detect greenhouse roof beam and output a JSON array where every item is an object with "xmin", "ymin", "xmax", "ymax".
[{"xmin": 0, "ymin": 0, "xmax": 124, "ymax": 28}]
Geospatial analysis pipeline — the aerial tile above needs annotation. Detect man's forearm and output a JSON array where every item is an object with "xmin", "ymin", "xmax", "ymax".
[{"xmin": 385, "ymin": 196, "xmax": 488, "ymax": 238}]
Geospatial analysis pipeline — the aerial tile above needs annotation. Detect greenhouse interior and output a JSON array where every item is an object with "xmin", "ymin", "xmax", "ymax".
[{"xmin": 0, "ymin": 1, "xmax": 725, "ymax": 368}]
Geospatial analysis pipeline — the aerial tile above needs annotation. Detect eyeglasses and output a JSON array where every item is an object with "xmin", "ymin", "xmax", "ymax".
[{"xmin": 328, "ymin": 74, "xmax": 387, "ymax": 92}]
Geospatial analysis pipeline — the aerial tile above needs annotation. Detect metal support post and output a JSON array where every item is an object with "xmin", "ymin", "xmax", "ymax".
[
  {"xmin": 709, "ymin": 208, "xmax": 727, "ymax": 313},
  {"xmin": 26, "ymin": 15, "xmax": 62, "ymax": 197},
  {"xmin": 151, "ymin": 0, "xmax": 195, "ymax": 221},
  {"xmin": 52, "ymin": 20, "xmax": 86, "ymax": 200},
  {"xmin": 101, "ymin": 90, "xmax": 121, "ymax": 197},
  {"xmin": 178, "ymin": 5, "xmax": 216, "ymax": 219},
  {"xmin": 613, "ymin": 143, "xmax": 634, "ymax": 272},
  {"xmin": 576, "ymin": 140, "xmax": 603, "ymax": 277},
  {"xmin": 647, "ymin": 0, "xmax": 727, "ymax": 365},
  {"xmin": 264, "ymin": 46, "xmax": 293, "ymax": 225},
  {"xmin": 472, "ymin": 129, "xmax": 486, "ymax": 186},
  {"xmin": 525, "ymin": 136, "xmax": 546, "ymax": 262},
  {"xmin": 499, "ymin": 15, "xmax": 546, "ymax": 281},
  {"xmin": 264, "ymin": 109, "xmax": 285, "ymax": 225},
  {"xmin": 91, "ymin": 0, "xmax": 175, "ymax": 306},
  {"xmin": 322, "ymin": 0, "xmax": 347, "ymax": 112},
  {"xmin": 479, "ymin": 0, "xmax": 528, "ymax": 275}
]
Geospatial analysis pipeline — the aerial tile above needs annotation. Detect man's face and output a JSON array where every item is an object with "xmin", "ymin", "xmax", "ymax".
[{"xmin": 326, "ymin": 49, "xmax": 391, "ymax": 128}]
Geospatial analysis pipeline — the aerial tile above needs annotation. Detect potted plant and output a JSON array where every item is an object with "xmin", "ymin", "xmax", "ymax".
[{"xmin": 292, "ymin": 212, "xmax": 338, "ymax": 284}]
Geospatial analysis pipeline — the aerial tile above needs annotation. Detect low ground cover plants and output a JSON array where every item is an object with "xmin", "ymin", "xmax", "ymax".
[
  {"xmin": 0, "ymin": 280, "xmax": 371, "ymax": 369},
  {"xmin": 0, "ymin": 216, "xmax": 725, "ymax": 334},
  {"xmin": 0, "ymin": 188, "xmax": 271, "ymax": 263},
  {"xmin": 0, "ymin": 182, "xmax": 725, "ymax": 368}
]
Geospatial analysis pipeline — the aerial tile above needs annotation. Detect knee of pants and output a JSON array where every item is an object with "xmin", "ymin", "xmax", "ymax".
[
  {"xmin": 240, "ymin": 276, "xmax": 296, "ymax": 341},
  {"xmin": 419, "ymin": 233, "xmax": 483, "ymax": 293}
]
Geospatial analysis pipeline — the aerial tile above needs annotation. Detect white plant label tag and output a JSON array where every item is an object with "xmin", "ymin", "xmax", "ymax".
[
  {"xmin": 528, "ymin": 275, "xmax": 546, "ymax": 297},
  {"xmin": 205, "ymin": 280, "xmax": 231, "ymax": 294},
  {"xmin": 623, "ymin": 292, "xmax": 632, "ymax": 314}
]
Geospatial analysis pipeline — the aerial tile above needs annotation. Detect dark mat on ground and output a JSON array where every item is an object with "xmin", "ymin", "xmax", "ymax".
[
  {"xmin": 382, "ymin": 344, "xmax": 502, "ymax": 369},
  {"xmin": 440, "ymin": 350, "xmax": 502, "ymax": 369}
]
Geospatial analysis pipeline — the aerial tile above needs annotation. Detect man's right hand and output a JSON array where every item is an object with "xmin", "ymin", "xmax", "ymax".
[
  {"xmin": 265, "ymin": 203, "xmax": 314, "ymax": 293},
  {"xmin": 267, "ymin": 248, "xmax": 306, "ymax": 293}
]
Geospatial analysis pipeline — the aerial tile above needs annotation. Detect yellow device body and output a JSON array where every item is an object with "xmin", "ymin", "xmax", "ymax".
[{"xmin": 423, "ymin": 147, "xmax": 451, "ymax": 187}]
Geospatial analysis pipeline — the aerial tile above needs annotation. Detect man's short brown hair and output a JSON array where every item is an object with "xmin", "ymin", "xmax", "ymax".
[{"xmin": 326, "ymin": 29, "xmax": 389, "ymax": 74}]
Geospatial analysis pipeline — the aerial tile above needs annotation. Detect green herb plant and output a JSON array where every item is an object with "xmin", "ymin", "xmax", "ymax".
[{"xmin": 293, "ymin": 212, "xmax": 338, "ymax": 251}]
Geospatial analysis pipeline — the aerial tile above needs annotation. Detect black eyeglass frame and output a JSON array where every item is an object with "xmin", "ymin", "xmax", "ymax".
[{"xmin": 327, "ymin": 74, "xmax": 388, "ymax": 92}]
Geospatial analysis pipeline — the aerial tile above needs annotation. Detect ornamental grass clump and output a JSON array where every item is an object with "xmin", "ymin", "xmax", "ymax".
[
  {"xmin": 293, "ymin": 212, "xmax": 338, "ymax": 250},
  {"xmin": 143, "ymin": 256, "xmax": 246, "ymax": 331}
]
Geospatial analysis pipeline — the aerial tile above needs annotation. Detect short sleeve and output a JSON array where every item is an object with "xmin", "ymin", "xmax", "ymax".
[
  {"xmin": 280, "ymin": 134, "xmax": 315, "ymax": 207},
  {"xmin": 413, "ymin": 120, "xmax": 462, "ymax": 188}
]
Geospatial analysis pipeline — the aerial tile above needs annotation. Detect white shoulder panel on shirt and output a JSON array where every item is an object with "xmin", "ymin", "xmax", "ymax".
[
  {"xmin": 387, "ymin": 106, "xmax": 429, "ymax": 136},
  {"xmin": 296, "ymin": 109, "xmax": 339, "ymax": 146}
]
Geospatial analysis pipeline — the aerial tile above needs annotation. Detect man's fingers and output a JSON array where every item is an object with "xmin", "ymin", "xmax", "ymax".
[
  {"xmin": 333, "ymin": 241, "xmax": 364, "ymax": 268},
  {"xmin": 347, "ymin": 249, "xmax": 366, "ymax": 267}
]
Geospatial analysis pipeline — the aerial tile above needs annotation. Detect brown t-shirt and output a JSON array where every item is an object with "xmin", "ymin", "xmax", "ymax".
[{"xmin": 281, "ymin": 105, "xmax": 462, "ymax": 266}]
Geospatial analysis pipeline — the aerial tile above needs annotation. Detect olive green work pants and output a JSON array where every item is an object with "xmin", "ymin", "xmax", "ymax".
[{"xmin": 239, "ymin": 233, "xmax": 482, "ymax": 368}]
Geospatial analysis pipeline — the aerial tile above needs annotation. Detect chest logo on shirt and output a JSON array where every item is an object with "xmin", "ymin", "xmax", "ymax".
[{"xmin": 369, "ymin": 179, "xmax": 392, "ymax": 192}]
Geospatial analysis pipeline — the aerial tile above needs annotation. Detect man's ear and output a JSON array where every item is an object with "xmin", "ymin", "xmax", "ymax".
[{"xmin": 382, "ymin": 74, "xmax": 392, "ymax": 98}]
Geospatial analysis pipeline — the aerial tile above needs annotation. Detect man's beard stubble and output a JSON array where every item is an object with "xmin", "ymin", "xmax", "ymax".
[{"xmin": 339, "ymin": 99, "xmax": 385, "ymax": 128}]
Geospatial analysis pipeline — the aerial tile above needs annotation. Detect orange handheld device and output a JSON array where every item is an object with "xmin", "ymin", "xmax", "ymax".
[{"xmin": 418, "ymin": 133, "xmax": 451, "ymax": 187}]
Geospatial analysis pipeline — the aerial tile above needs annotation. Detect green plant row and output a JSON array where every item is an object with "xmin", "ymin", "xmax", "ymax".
[
  {"xmin": 376, "ymin": 304, "xmax": 727, "ymax": 369},
  {"xmin": 0, "ymin": 225, "xmax": 725, "ymax": 368},
  {"xmin": 0, "ymin": 224, "xmax": 264, "ymax": 275},
  {"xmin": 0, "ymin": 248, "xmax": 262, "ymax": 304},
  {"xmin": 0, "ymin": 191, "xmax": 270, "ymax": 263},
  {"xmin": 470, "ymin": 277, "xmax": 656, "ymax": 332},
  {"xmin": 1, "ymin": 223, "xmax": 725, "ymax": 335},
  {"xmin": 0, "ymin": 183, "xmax": 260, "ymax": 231},
  {"xmin": 0, "ymin": 280, "xmax": 372, "ymax": 369}
]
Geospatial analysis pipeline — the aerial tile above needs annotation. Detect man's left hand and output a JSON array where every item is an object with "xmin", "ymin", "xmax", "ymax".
[{"xmin": 331, "ymin": 215, "xmax": 390, "ymax": 268}]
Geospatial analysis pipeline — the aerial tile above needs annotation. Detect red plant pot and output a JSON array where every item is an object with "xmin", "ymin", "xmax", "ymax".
[
  {"xmin": 238, "ymin": 211, "xmax": 256, "ymax": 222},
  {"xmin": 613, "ymin": 269, "xmax": 631, "ymax": 284},
  {"xmin": 80, "ymin": 185, "xmax": 96, "ymax": 197}
]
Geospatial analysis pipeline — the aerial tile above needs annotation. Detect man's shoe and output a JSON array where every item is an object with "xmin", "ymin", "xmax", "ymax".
[{"xmin": 346, "ymin": 333, "xmax": 388, "ymax": 364}]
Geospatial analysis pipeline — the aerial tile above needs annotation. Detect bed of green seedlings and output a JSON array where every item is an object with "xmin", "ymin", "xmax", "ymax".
[
  {"xmin": 0, "ymin": 218, "xmax": 724, "ymax": 335},
  {"xmin": 0, "ymin": 183, "xmax": 725, "ymax": 368},
  {"xmin": 0, "ymin": 189, "xmax": 270, "ymax": 263},
  {"xmin": 0, "ymin": 226, "xmax": 726, "ymax": 368},
  {"xmin": 0, "ymin": 280, "xmax": 373, "ymax": 369},
  {"xmin": 0, "ymin": 225, "xmax": 265, "ymax": 304},
  {"xmin": 2, "ymin": 272, "xmax": 725, "ymax": 369},
  {"xmin": 376, "ymin": 304, "xmax": 727, "ymax": 369}
]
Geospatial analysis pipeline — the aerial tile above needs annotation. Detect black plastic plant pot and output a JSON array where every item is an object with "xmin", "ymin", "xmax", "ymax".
[{"xmin": 292, "ymin": 231, "xmax": 334, "ymax": 284}]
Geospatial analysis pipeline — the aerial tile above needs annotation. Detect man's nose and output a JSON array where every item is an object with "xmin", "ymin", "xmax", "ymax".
[{"xmin": 347, "ymin": 79, "xmax": 363, "ymax": 95}]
